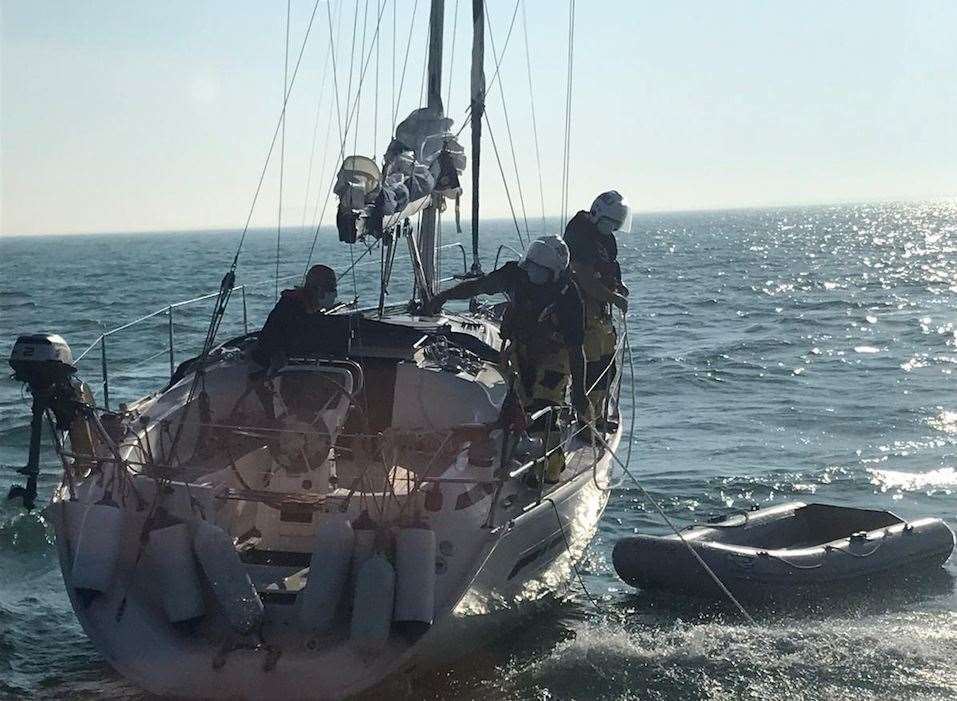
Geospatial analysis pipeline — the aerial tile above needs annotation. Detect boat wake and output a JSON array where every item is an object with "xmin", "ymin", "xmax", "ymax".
[{"xmin": 486, "ymin": 608, "xmax": 957, "ymax": 700}]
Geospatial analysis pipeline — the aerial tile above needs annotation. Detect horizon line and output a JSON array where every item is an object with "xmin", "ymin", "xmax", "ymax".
[{"xmin": 1, "ymin": 195, "xmax": 954, "ymax": 239}]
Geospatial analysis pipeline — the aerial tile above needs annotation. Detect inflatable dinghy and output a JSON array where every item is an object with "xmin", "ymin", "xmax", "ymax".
[{"xmin": 613, "ymin": 502, "xmax": 955, "ymax": 598}]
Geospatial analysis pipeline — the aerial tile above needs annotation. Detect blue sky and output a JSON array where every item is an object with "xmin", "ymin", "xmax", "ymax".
[{"xmin": 2, "ymin": 0, "xmax": 956, "ymax": 235}]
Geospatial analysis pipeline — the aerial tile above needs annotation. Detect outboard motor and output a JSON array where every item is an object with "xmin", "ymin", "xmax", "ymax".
[{"xmin": 7, "ymin": 334, "xmax": 81, "ymax": 510}]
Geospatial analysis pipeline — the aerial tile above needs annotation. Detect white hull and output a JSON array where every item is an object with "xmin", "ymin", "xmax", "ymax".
[{"xmin": 49, "ymin": 428, "xmax": 618, "ymax": 700}]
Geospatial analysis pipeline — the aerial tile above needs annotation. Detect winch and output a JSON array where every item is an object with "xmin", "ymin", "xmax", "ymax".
[{"xmin": 7, "ymin": 333, "xmax": 83, "ymax": 510}]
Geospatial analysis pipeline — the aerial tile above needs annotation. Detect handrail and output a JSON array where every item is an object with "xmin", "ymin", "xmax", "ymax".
[
  {"xmin": 73, "ymin": 272, "xmax": 305, "ymax": 409},
  {"xmin": 439, "ymin": 241, "xmax": 468, "ymax": 276},
  {"xmin": 493, "ymin": 243, "xmax": 523, "ymax": 269}
]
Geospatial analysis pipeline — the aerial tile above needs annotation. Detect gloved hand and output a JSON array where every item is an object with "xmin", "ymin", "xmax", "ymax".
[{"xmin": 612, "ymin": 293, "xmax": 629, "ymax": 314}]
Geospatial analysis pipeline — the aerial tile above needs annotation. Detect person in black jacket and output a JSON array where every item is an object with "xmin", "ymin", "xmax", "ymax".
[
  {"xmin": 252, "ymin": 264, "xmax": 349, "ymax": 371},
  {"xmin": 563, "ymin": 191, "xmax": 631, "ymax": 430},
  {"xmin": 425, "ymin": 236, "xmax": 586, "ymax": 483}
]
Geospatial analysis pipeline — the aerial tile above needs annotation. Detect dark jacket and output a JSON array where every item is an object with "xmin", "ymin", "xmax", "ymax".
[
  {"xmin": 564, "ymin": 210, "xmax": 622, "ymax": 287},
  {"xmin": 252, "ymin": 289, "xmax": 350, "ymax": 366},
  {"xmin": 466, "ymin": 261, "xmax": 585, "ymax": 354}
]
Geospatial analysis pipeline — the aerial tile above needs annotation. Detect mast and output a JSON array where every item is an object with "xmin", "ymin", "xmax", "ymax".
[
  {"xmin": 418, "ymin": 0, "xmax": 445, "ymax": 294},
  {"xmin": 469, "ymin": 0, "xmax": 484, "ymax": 274}
]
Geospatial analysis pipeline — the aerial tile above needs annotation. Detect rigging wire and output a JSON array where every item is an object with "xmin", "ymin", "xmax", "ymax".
[
  {"xmin": 300, "ymin": 0, "xmax": 338, "ymax": 236},
  {"xmin": 483, "ymin": 111, "xmax": 525, "ymax": 250},
  {"xmin": 172, "ymin": 0, "xmax": 326, "ymax": 465},
  {"xmin": 306, "ymin": 0, "xmax": 390, "ymax": 270},
  {"xmin": 560, "ymin": 0, "xmax": 576, "ymax": 224},
  {"xmin": 418, "ymin": 7, "xmax": 431, "ymax": 107},
  {"xmin": 276, "ymin": 0, "xmax": 292, "ymax": 300},
  {"xmin": 373, "ymin": 0, "xmax": 382, "ymax": 156},
  {"xmin": 445, "ymin": 0, "xmax": 460, "ymax": 109},
  {"xmin": 344, "ymin": 0, "xmax": 361, "ymax": 148},
  {"xmin": 391, "ymin": 0, "xmax": 396, "ymax": 134},
  {"xmin": 306, "ymin": 110, "xmax": 336, "ymax": 244},
  {"xmin": 325, "ymin": 0, "xmax": 345, "ymax": 147},
  {"xmin": 452, "ymin": 0, "xmax": 521, "ymax": 140},
  {"xmin": 353, "ymin": 0, "xmax": 371, "ymax": 156},
  {"xmin": 521, "ymin": 0, "xmax": 547, "ymax": 235},
  {"xmin": 392, "ymin": 0, "xmax": 421, "ymax": 130},
  {"xmin": 229, "ymin": 0, "xmax": 323, "ymax": 273},
  {"xmin": 484, "ymin": 0, "xmax": 530, "ymax": 246}
]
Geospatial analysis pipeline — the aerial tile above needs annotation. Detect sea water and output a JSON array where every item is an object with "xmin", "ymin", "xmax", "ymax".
[{"xmin": 1, "ymin": 202, "xmax": 955, "ymax": 699}]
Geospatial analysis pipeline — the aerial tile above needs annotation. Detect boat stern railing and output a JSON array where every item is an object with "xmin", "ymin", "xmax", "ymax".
[{"xmin": 73, "ymin": 273, "xmax": 304, "ymax": 411}]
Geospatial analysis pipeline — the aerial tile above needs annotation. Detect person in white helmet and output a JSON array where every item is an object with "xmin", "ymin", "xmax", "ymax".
[
  {"xmin": 424, "ymin": 235, "xmax": 587, "ymax": 483},
  {"xmin": 563, "ymin": 191, "xmax": 631, "ymax": 431}
]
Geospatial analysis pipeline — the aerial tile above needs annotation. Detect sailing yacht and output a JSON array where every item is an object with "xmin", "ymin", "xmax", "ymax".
[{"xmin": 7, "ymin": 1, "xmax": 627, "ymax": 697}]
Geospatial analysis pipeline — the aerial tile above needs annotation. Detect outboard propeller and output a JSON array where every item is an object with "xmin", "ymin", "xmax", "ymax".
[{"xmin": 7, "ymin": 334, "xmax": 79, "ymax": 511}]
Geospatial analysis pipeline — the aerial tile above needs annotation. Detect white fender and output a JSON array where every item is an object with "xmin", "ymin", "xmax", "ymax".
[
  {"xmin": 146, "ymin": 521, "xmax": 205, "ymax": 623},
  {"xmin": 298, "ymin": 517, "xmax": 354, "ymax": 633},
  {"xmin": 351, "ymin": 528, "xmax": 377, "ymax": 582},
  {"xmin": 350, "ymin": 554, "xmax": 395, "ymax": 646},
  {"xmin": 394, "ymin": 526, "xmax": 436, "ymax": 630},
  {"xmin": 192, "ymin": 521, "xmax": 264, "ymax": 634},
  {"xmin": 69, "ymin": 497, "xmax": 124, "ymax": 593}
]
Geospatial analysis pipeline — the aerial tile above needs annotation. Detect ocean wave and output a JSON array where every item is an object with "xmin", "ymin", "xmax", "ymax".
[{"xmin": 489, "ymin": 613, "xmax": 957, "ymax": 700}]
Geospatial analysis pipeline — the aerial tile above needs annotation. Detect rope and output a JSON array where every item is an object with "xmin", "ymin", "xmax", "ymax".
[
  {"xmin": 521, "ymin": 0, "xmax": 547, "ymax": 235},
  {"xmin": 276, "ymin": 0, "xmax": 291, "ymax": 301},
  {"xmin": 559, "ymin": 0, "xmax": 576, "ymax": 224},
  {"xmin": 828, "ymin": 539, "xmax": 885, "ymax": 558},
  {"xmin": 544, "ymin": 497, "xmax": 606, "ymax": 612},
  {"xmin": 564, "ymin": 311, "xmax": 753, "ymax": 623},
  {"xmin": 588, "ymin": 430, "xmax": 755, "ymax": 624}
]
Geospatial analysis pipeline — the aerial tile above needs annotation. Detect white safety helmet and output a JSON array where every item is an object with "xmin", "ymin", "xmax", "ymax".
[
  {"xmin": 519, "ymin": 235, "xmax": 570, "ymax": 284},
  {"xmin": 589, "ymin": 190, "xmax": 632, "ymax": 235}
]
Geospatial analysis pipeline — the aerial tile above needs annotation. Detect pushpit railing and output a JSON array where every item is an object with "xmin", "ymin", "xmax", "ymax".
[
  {"xmin": 73, "ymin": 239, "xmax": 474, "ymax": 412},
  {"xmin": 74, "ymin": 274, "xmax": 303, "ymax": 411}
]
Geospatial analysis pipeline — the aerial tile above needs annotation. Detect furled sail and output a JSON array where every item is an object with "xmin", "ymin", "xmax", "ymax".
[{"xmin": 333, "ymin": 108, "xmax": 465, "ymax": 244}]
